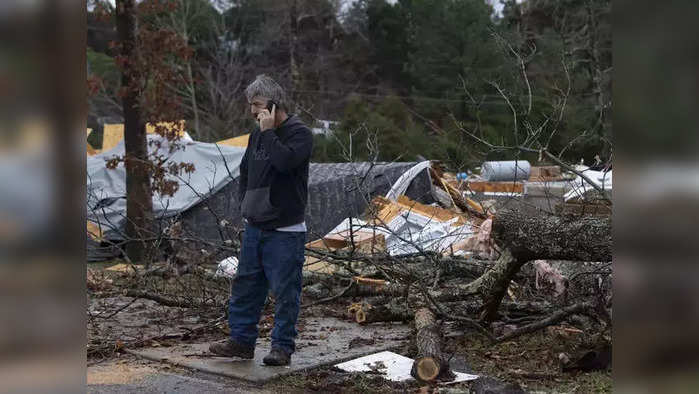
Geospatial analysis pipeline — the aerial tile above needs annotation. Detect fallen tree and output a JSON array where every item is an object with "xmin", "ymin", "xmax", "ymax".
[
  {"xmin": 303, "ymin": 208, "xmax": 611, "ymax": 342},
  {"xmin": 469, "ymin": 210, "xmax": 612, "ymax": 322},
  {"xmin": 493, "ymin": 210, "xmax": 612, "ymax": 262}
]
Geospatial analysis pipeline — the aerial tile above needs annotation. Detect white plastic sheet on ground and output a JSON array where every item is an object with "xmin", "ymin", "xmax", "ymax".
[
  {"xmin": 334, "ymin": 351, "xmax": 479, "ymax": 383},
  {"xmin": 215, "ymin": 256, "xmax": 239, "ymax": 279}
]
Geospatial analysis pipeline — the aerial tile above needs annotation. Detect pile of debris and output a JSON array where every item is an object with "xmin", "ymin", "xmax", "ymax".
[
  {"xmin": 305, "ymin": 159, "xmax": 613, "ymax": 263},
  {"xmin": 450, "ymin": 160, "xmax": 612, "ymax": 216},
  {"xmin": 297, "ymin": 160, "xmax": 612, "ymax": 383},
  {"xmin": 308, "ymin": 194, "xmax": 495, "ymax": 259}
]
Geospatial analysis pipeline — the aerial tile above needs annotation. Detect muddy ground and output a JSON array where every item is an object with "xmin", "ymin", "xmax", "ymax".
[{"xmin": 87, "ymin": 261, "xmax": 611, "ymax": 393}]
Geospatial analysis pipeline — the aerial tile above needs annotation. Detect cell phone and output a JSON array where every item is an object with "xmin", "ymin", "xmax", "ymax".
[{"xmin": 266, "ymin": 100, "xmax": 276, "ymax": 112}]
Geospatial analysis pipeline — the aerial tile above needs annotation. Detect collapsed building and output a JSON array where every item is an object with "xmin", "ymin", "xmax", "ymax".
[
  {"xmin": 86, "ymin": 132, "xmax": 433, "ymax": 261},
  {"xmin": 86, "ymin": 128, "xmax": 611, "ymax": 262}
]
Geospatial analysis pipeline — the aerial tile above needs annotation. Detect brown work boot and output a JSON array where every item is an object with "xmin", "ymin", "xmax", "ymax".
[
  {"xmin": 262, "ymin": 348, "xmax": 291, "ymax": 366},
  {"xmin": 209, "ymin": 339, "xmax": 254, "ymax": 359}
]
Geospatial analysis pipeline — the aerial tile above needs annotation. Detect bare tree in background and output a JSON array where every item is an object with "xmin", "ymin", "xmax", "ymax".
[
  {"xmin": 162, "ymin": 0, "xmax": 207, "ymax": 138},
  {"xmin": 197, "ymin": 37, "xmax": 249, "ymax": 140}
]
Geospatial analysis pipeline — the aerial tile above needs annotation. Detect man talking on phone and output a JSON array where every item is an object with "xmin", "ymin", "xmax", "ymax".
[{"xmin": 209, "ymin": 75, "xmax": 313, "ymax": 366}]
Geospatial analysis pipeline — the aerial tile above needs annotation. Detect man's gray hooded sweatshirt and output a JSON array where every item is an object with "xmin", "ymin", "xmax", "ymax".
[{"xmin": 239, "ymin": 115, "xmax": 313, "ymax": 230}]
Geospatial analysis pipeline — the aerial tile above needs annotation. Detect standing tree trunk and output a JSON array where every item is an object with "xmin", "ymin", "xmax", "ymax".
[
  {"xmin": 288, "ymin": 0, "xmax": 300, "ymax": 107},
  {"xmin": 410, "ymin": 308, "xmax": 454, "ymax": 382},
  {"xmin": 185, "ymin": 60, "xmax": 201, "ymax": 139},
  {"xmin": 116, "ymin": 0, "xmax": 153, "ymax": 263}
]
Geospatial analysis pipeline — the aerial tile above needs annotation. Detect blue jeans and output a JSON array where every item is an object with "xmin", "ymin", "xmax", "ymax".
[{"xmin": 228, "ymin": 223, "xmax": 305, "ymax": 354}]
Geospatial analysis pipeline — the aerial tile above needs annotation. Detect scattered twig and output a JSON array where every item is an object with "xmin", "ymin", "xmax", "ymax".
[
  {"xmin": 496, "ymin": 302, "xmax": 594, "ymax": 342},
  {"xmin": 91, "ymin": 297, "xmax": 141, "ymax": 320},
  {"xmin": 124, "ymin": 289, "xmax": 197, "ymax": 308},
  {"xmin": 302, "ymin": 281, "xmax": 355, "ymax": 309}
]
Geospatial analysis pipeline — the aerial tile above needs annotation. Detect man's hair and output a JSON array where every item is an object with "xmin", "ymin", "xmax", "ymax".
[{"xmin": 245, "ymin": 74, "xmax": 289, "ymax": 112}]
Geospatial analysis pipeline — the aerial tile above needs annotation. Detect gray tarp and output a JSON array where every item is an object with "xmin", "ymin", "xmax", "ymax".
[{"xmin": 179, "ymin": 161, "xmax": 434, "ymax": 245}]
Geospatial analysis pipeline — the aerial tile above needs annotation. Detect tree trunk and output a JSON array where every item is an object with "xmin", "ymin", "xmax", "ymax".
[
  {"xmin": 492, "ymin": 210, "xmax": 612, "ymax": 262},
  {"xmin": 288, "ymin": 0, "xmax": 300, "ymax": 106},
  {"xmin": 461, "ymin": 249, "xmax": 523, "ymax": 322},
  {"xmin": 410, "ymin": 308, "xmax": 454, "ymax": 382},
  {"xmin": 186, "ymin": 61, "xmax": 201, "ymax": 139},
  {"xmin": 471, "ymin": 211, "xmax": 612, "ymax": 322},
  {"xmin": 116, "ymin": 0, "xmax": 153, "ymax": 263}
]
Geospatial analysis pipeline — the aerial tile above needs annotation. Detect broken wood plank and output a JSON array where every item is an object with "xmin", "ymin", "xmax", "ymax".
[
  {"xmin": 528, "ymin": 165, "xmax": 562, "ymax": 182},
  {"xmin": 352, "ymin": 276, "xmax": 389, "ymax": 286},
  {"xmin": 323, "ymin": 230, "xmax": 386, "ymax": 253},
  {"xmin": 396, "ymin": 195, "xmax": 469, "ymax": 224},
  {"xmin": 429, "ymin": 168, "xmax": 487, "ymax": 218},
  {"xmin": 370, "ymin": 195, "xmax": 468, "ymax": 225}
]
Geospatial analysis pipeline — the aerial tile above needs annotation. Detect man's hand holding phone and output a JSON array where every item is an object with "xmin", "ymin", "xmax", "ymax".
[{"xmin": 257, "ymin": 101, "xmax": 276, "ymax": 131}]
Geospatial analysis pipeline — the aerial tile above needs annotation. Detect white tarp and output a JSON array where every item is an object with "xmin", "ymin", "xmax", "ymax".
[
  {"xmin": 384, "ymin": 210, "xmax": 473, "ymax": 256},
  {"xmin": 335, "ymin": 351, "xmax": 479, "ymax": 383},
  {"xmin": 87, "ymin": 134, "xmax": 246, "ymax": 239}
]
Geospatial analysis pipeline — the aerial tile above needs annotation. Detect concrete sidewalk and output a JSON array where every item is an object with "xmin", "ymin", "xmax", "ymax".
[{"xmin": 126, "ymin": 318, "xmax": 411, "ymax": 383}]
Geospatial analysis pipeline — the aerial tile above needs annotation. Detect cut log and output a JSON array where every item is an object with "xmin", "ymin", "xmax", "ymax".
[
  {"xmin": 347, "ymin": 302, "xmax": 413, "ymax": 324},
  {"xmin": 410, "ymin": 308, "xmax": 454, "ymax": 382}
]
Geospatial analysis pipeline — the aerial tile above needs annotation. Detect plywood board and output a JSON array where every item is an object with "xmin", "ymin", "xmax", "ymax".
[
  {"xmin": 102, "ymin": 124, "xmax": 124, "ymax": 152},
  {"xmin": 395, "ymin": 195, "xmax": 467, "ymax": 225},
  {"xmin": 323, "ymin": 230, "xmax": 386, "ymax": 253}
]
